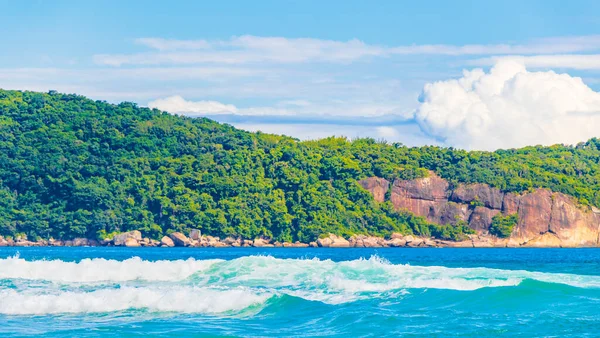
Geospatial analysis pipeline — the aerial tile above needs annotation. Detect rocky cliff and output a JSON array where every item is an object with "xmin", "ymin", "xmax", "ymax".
[{"xmin": 359, "ymin": 173, "xmax": 600, "ymax": 247}]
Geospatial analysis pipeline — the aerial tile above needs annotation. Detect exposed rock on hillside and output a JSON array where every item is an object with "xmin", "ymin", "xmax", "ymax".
[{"xmin": 359, "ymin": 172, "xmax": 600, "ymax": 247}]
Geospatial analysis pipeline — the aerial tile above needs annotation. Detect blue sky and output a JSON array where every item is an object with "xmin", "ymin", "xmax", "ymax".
[{"xmin": 2, "ymin": 0, "xmax": 600, "ymax": 149}]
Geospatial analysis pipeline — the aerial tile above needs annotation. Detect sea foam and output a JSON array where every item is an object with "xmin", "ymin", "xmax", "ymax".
[
  {"xmin": 0, "ymin": 287, "xmax": 270, "ymax": 315},
  {"xmin": 2, "ymin": 255, "xmax": 600, "ymax": 315},
  {"xmin": 0, "ymin": 256, "xmax": 221, "ymax": 282}
]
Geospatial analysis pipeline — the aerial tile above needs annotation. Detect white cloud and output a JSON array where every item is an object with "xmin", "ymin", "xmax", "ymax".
[
  {"xmin": 148, "ymin": 96, "xmax": 237, "ymax": 115},
  {"xmin": 278, "ymin": 100, "xmax": 311, "ymax": 107},
  {"xmin": 94, "ymin": 35, "xmax": 600, "ymax": 66},
  {"xmin": 235, "ymin": 123, "xmax": 436, "ymax": 146},
  {"xmin": 472, "ymin": 54, "xmax": 600, "ymax": 70},
  {"xmin": 415, "ymin": 60, "xmax": 600, "ymax": 150},
  {"xmin": 135, "ymin": 38, "xmax": 210, "ymax": 51},
  {"xmin": 95, "ymin": 36, "xmax": 384, "ymax": 66},
  {"xmin": 376, "ymin": 126, "xmax": 400, "ymax": 139},
  {"xmin": 146, "ymin": 92, "xmax": 417, "ymax": 119}
]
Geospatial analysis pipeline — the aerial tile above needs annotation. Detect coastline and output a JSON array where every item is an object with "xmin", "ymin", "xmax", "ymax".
[{"xmin": 1, "ymin": 231, "xmax": 594, "ymax": 248}]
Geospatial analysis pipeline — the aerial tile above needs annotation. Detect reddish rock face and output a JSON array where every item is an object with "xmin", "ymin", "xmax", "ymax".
[
  {"xmin": 469, "ymin": 206, "xmax": 501, "ymax": 232},
  {"xmin": 549, "ymin": 194, "xmax": 599, "ymax": 246},
  {"xmin": 502, "ymin": 193, "xmax": 520, "ymax": 215},
  {"xmin": 512, "ymin": 189, "xmax": 553, "ymax": 241},
  {"xmin": 358, "ymin": 177, "xmax": 389, "ymax": 203},
  {"xmin": 359, "ymin": 172, "xmax": 600, "ymax": 246},
  {"xmin": 392, "ymin": 174, "xmax": 449, "ymax": 201},
  {"xmin": 451, "ymin": 184, "xmax": 504, "ymax": 210},
  {"xmin": 390, "ymin": 194, "xmax": 440, "ymax": 222},
  {"xmin": 386, "ymin": 173, "xmax": 450, "ymax": 223},
  {"xmin": 434, "ymin": 202, "xmax": 471, "ymax": 225}
]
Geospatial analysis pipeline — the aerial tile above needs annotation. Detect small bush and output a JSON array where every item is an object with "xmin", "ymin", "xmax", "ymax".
[{"xmin": 489, "ymin": 213, "xmax": 518, "ymax": 238}]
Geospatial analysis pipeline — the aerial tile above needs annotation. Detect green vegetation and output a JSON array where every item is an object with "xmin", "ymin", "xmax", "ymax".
[
  {"xmin": 489, "ymin": 214, "xmax": 519, "ymax": 238},
  {"xmin": 0, "ymin": 89, "xmax": 599, "ymax": 241}
]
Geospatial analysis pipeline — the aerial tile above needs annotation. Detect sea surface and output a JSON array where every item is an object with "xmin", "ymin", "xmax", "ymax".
[{"xmin": 0, "ymin": 248, "xmax": 599, "ymax": 337}]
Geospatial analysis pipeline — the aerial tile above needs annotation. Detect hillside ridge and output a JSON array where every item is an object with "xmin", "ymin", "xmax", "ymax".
[{"xmin": 1, "ymin": 89, "xmax": 600, "ymax": 244}]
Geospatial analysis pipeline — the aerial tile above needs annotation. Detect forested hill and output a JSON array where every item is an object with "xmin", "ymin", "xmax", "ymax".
[{"xmin": 1, "ymin": 89, "xmax": 600, "ymax": 242}]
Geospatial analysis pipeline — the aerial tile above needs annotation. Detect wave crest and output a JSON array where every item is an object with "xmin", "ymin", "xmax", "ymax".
[
  {"xmin": 0, "ymin": 287, "xmax": 270, "ymax": 315},
  {"xmin": 1, "ymin": 254, "xmax": 600, "ymax": 315}
]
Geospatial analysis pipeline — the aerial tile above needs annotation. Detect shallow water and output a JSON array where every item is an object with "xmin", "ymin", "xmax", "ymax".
[{"xmin": 1, "ymin": 247, "xmax": 599, "ymax": 337}]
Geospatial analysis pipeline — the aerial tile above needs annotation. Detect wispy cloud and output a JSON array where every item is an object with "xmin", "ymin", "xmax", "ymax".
[
  {"xmin": 94, "ymin": 35, "xmax": 600, "ymax": 66},
  {"xmin": 472, "ymin": 54, "xmax": 600, "ymax": 70},
  {"xmin": 147, "ymin": 95, "xmax": 415, "ymax": 120}
]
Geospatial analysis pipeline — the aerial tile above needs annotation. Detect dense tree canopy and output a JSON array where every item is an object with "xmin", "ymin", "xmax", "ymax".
[{"xmin": 1, "ymin": 89, "xmax": 599, "ymax": 241}]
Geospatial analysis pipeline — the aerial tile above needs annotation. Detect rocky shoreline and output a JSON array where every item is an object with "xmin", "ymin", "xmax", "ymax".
[{"xmin": 0, "ymin": 231, "xmax": 594, "ymax": 248}]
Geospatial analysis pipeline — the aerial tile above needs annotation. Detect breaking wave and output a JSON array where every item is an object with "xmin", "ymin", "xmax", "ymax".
[
  {"xmin": 1, "ymin": 255, "xmax": 600, "ymax": 315},
  {"xmin": 0, "ymin": 287, "xmax": 270, "ymax": 315}
]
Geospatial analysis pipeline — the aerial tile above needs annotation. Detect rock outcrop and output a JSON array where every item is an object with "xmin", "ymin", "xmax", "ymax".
[
  {"xmin": 160, "ymin": 236, "xmax": 175, "ymax": 247},
  {"xmin": 112, "ymin": 231, "xmax": 142, "ymax": 246},
  {"xmin": 317, "ymin": 234, "xmax": 351, "ymax": 248},
  {"xmin": 169, "ymin": 232, "xmax": 191, "ymax": 247},
  {"xmin": 359, "ymin": 172, "xmax": 600, "ymax": 247}
]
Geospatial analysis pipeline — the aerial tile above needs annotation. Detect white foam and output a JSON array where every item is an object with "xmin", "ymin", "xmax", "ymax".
[
  {"xmin": 2, "ymin": 254, "xmax": 599, "ymax": 311},
  {"xmin": 0, "ymin": 287, "xmax": 271, "ymax": 315},
  {"xmin": 0, "ymin": 256, "xmax": 221, "ymax": 282}
]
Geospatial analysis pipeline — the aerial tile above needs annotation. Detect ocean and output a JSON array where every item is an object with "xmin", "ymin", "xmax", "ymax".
[{"xmin": 0, "ymin": 247, "xmax": 599, "ymax": 337}]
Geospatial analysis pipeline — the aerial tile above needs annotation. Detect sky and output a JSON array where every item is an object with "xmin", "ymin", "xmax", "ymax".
[{"xmin": 2, "ymin": 0, "xmax": 600, "ymax": 150}]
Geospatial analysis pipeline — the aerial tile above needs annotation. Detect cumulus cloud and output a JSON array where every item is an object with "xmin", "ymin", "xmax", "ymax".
[{"xmin": 415, "ymin": 60, "xmax": 600, "ymax": 150}]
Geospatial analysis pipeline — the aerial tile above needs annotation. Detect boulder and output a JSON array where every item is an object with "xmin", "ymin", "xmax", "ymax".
[
  {"xmin": 205, "ymin": 236, "xmax": 221, "ymax": 247},
  {"xmin": 328, "ymin": 234, "xmax": 350, "ymax": 247},
  {"xmin": 15, "ymin": 241, "xmax": 36, "ymax": 247},
  {"xmin": 223, "ymin": 237, "xmax": 241, "ymax": 246},
  {"xmin": 406, "ymin": 237, "xmax": 424, "ymax": 247},
  {"xmin": 49, "ymin": 239, "xmax": 64, "ymax": 246},
  {"xmin": 391, "ymin": 232, "xmax": 404, "ymax": 240},
  {"xmin": 72, "ymin": 238, "xmax": 89, "ymax": 246},
  {"xmin": 252, "ymin": 238, "xmax": 270, "ymax": 247},
  {"xmin": 169, "ymin": 232, "xmax": 191, "ymax": 247},
  {"xmin": 189, "ymin": 229, "xmax": 201, "ymax": 240},
  {"xmin": 160, "ymin": 236, "xmax": 175, "ymax": 247},
  {"xmin": 309, "ymin": 241, "xmax": 318, "ymax": 248},
  {"xmin": 124, "ymin": 237, "xmax": 140, "ymax": 247},
  {"xmin": 113, "ymin": 231, "xmax": 142, "ymax": 246},
  {"xmin": 387, "ymin": 238, "xmax": 406, "ymax": 247},
  {"xmin": 316, "ymin": 236, "xmax": 332, "ymax": 247},
  {"xmin": 351, "ymin": 235, "xmax": 385, "ymax": 247},
  {"xmin": 439, "ymin": 240, "xmax": 473, "ymax": 248},
  {"xmin": 293, "ymin": 241, "xmax": 309, "ymax": 248},
  {"xmin": 423, "ymin": 239, "xmax": 437, "ymax": 247}
]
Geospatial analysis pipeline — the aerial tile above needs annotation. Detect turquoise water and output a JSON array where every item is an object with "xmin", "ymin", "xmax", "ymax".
[{"xmin": 1, "ymin": 248, "xmax": 600, "ymax": 337}]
